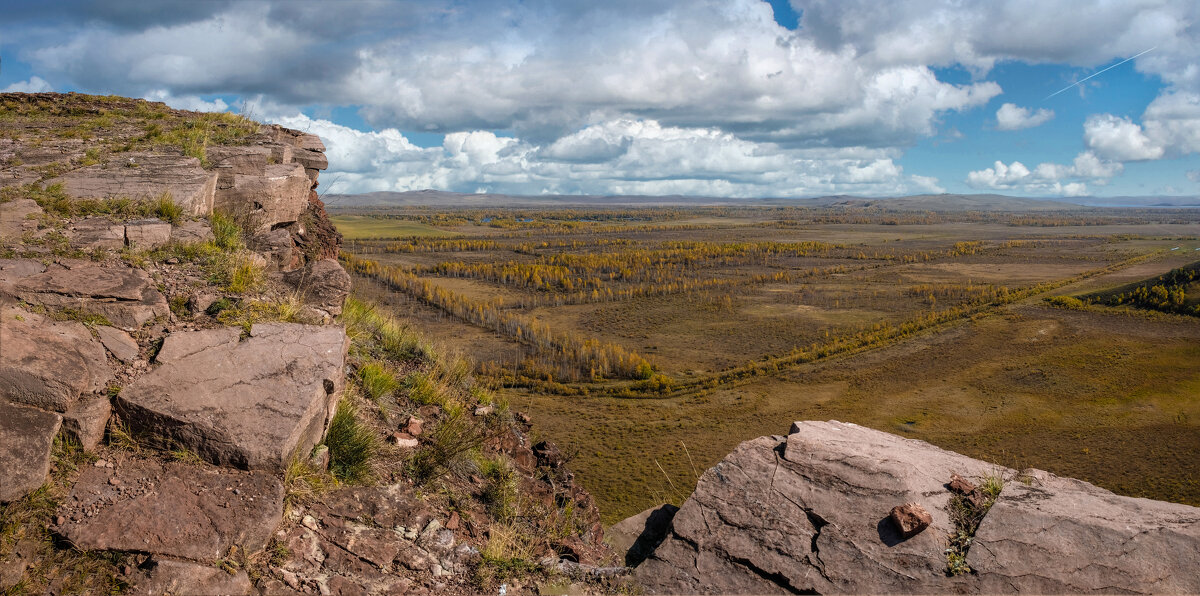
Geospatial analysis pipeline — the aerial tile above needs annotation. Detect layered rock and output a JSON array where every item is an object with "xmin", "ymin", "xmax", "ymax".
[
  {"xmin": 55, "ymin": 457, "xmax": 284, "ymax": 560},
  {"xmin": 116, "ymin": 323, "xmax": 349, "ymax": 471},
  {"xmin": 632, "ymin": 420, "xmax": 1200, "ymax": 594},
  {"xmin": 0, "ymin": 306, "xmax": 113, "ymax": 412},
  {"xmin": 49, "ymin": 154, "xmax": 217, "ymax": 217},
  {"xmin": 3, "ymin": 261, "xmax": 169, "ymax": 330},
  {"xmin": 0, "ymin": 401, "xmax": 62, "ymax": 503}
]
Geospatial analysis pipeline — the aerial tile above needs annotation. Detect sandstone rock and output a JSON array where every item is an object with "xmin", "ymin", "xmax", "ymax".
[
  {"xmin": 948, "ymin": 473, "xmax": 976, "ymax": 495},
  {"xmin": 282, "ymin": 259, "xmax": 351, "ymax": 316},
  {"xmin": 124, "ymin": 218, "xmax": 172, "ymax": 249},
  {"xmin": 128, "ymin": 557, "xmax": 252, "ymax": 596},
  {"xmin": 310, "ymin": 444, "xmax": 330, "ymax": 471},
  {"xmin": 0, "ymin": 401, "xmax": 62, "ymax": 502},
  {"xmin": 0, "ymin": 307, "xmax": 113, "ymax": 411},
  {"xmin": 170, "ymin": 220, "xmax": 214, "ymax": 244},
  {"xmin": 290, "ymin": 149, "xmax": 328, "ymax": 171},
  {"xmin": 61, "ymin": 395, "xmax": 112, "ymax": 451},
  {"xmin": 56, "ymin": 458, "xmax": 283, "ymax": 561},
  {"xmin": 95, "ymin": 325, "xmax": 139, "ymax": 363},
  {"xmin": 404, "ymin": 416, "xmax": 424, "ymax": 437},
  {"xmin": 248, "ymin": 227, "xmax": 296, "ymax": 270},
  {"xmin": 10, "ymin": 263, "xmax": 169, "ymax": 329},
  {"xmin": 889, "ymin": 502, "xmax": 932, "ymax": 539},
  {"xmin": 969, "ymin": 468, "xmax": 1200, "ymax": 594},
  {"xmin": 636, "ymin": 420, "xmax": 1200, "ymax": 595},
  {"xmin": 474, "ymin": 404, "xmax": 495, "ymax": 416},
  {"xmin": 0, "ymin": 258, "xmax": 46, "ymax": 286},
  {"xmin": 533, "ymin": 441, "xmax": 565, "ymax": 469},
  {"xmin": 0, "ymin": 198, "xmax": 42, "ymax": 240},
  {"xmin": 117, "ymin": 323, "xmax": 348, "ymax": 471},
  {"xmin": 213, "ymin": 163, "xmax": 309, "ymax": 233},
  {"xmin": 607, "ymin": 504, "xmax": 679, "ymax": 567},
  {"xmin": 389, "ymin": 432, "xmax": 419, "ymax": 449},
  {"xmin": 207, "ymin": 145, "xmax": 274, "ymax": 177},
  {"xmin": 50, "ymin": 153, "xmax": 217, "ymax": 217},
  {"xmin": 69, "ymin": 217, "xmax": 125, "ymax": 250}
]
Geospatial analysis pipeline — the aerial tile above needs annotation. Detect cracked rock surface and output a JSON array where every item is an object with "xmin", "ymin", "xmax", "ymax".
[{"xmin": 633, "ymin": 420, "xmax": 1200, "ymax": 594}]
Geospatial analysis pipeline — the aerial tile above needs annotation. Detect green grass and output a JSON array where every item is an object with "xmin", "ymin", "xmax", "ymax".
[
  {"xmin": 326, "ymin": 398, "xmax": 378, "ymax": 483},
  {"xmin": 357, "ymin": 360, "xmax": 401, "ymax": 402},
  {"xmin": 331, "ymin": 215, "xmax": 459, "ymax": 240}
]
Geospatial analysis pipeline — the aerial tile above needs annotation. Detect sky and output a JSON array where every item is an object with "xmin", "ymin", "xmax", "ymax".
[{"xmin": 1, "ymin": 0, "xmax": 1199, "ymax": 199}]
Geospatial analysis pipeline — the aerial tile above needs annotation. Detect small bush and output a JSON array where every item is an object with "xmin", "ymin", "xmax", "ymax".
[
  {"xmin": 404, "ymin": 371, "xmax": 443, "ymax": 405},
  {"xmin": 210, "ymin": 211, "xmax": 245, "ymax": 252},
  {"xmin": 479, "ymin": 456, "xmax": 519, "ymax": 523},
  {"xmin": 1045, "ymin": 295, "xmax": 1086, "ymax": 310},
  {"xmin": 408, "ymin": 406, "xmax": 483, "ymax": 484},
  {"xmin": 326, "ymin": 398, "xmax": 377, "ymax": 483}
]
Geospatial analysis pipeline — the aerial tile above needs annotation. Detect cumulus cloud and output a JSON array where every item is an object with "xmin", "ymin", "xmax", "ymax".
[
  {"xmin": 1083, "ymin": 114, "xmax": 1164, "ymax": 161},
  {"xmin": 2, "ymin": 76, "xmax": 53, "ymax": 93},
  {"xmin": 267, "ymin": 112, "xmax": 942, "ymax": 197},
  {"xmin": 966, "ymin": 151, "xmax": 1121, "ymax": 196},
  {"xmin": 995, "ymin": 103, "xmax": 1054, "ymax": 130},
  {"xmin": 142, "ymin": 89, "xmax": 229, "ymax": 113}
]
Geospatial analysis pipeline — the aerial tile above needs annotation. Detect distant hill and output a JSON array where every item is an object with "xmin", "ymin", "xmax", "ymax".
[{"xmin": 323, "ymin": 190, "xmax": 1191, "ymax": 211}]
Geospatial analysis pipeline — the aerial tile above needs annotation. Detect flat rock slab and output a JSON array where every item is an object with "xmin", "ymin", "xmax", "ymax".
[
  {"xmin": 128, "ymin": 557, "xmax": 252, "ymax": 596},
  {"xmin": 0, "ymin": 307, "xmax": 113, "ymax": 412},
  {"xmin": 117, "ymin": 323, "xmax": 348, "ymax": 471},
  {"xmin": 124, "ymin": 219, "xmax": 172, "ymax": 249},
  {"xmin": 10, "ymin": 262, "xmax": 168, "ymax": 329},
  {"xmin": 607, "ymin": 504, "xmax": 678, "ymax": 567},
  {"xmin": 0, "ymin": 198, "xmax": 42, "ymax": 241},
  {"xmin": 95, "ymin": 325, "xmax": 140, "ymax": 364},
  {"xmin": 55, "ymin": 457, "xmax": 284, "ymax": 561},
  {"xmin": 0, "ymin": 401, "xmax": 62, "ymax": 503},
  {"xmin": 50, "ymin": 153, "xmax": 217, "ymax": 218},
  {"xmin": 636, "ymin": 420, "xmax": 1200, "ymax": 594}
]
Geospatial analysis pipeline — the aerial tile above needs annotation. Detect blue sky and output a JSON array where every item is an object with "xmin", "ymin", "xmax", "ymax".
[{"xmin": 2, "ymin": 0, "xmax": 1198, "ymax": 198}]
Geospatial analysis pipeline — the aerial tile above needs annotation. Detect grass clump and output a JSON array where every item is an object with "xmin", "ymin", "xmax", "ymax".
[
  {"xmin": 408, "ymin": 405, "xmax": 484, "ymax": 484},
  {"xmin": 326, "ymin": 397, "xmax": 378, "ymax": 484},
  {"xmin": 945, "ymin": 474, "xmax": 1004, "ymax": 576},
  {"xmin": 210, "ymin": 211, "xmax": 245, "ymax": 252},
  {"xmin": 357, "ymin": 360, "xmax": 400, "ymax": 402}
]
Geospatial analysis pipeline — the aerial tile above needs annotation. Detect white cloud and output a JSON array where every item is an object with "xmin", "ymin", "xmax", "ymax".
[
  {"xmin": 1083, "ymin": 114, "xmax": 1164, "ymax": 161},
  {"xmin": 966, "ymin": 151, "xmax": 1121, "ymax": 196},
  {"xmin": 268, "ymin": 112, "xmax": 942, "ymax": 197},
  {"xmin": 142, "ymin": 89, "xmax": 229, "ymax": 113},
  {"xmin": 995, "ymin": 103, "xmax": 1054, "ymax": 130},
  {"xmin": 1188, "ymin": 169, "xmax": 1200, "ymax": 183},
  {"xmin": 1141, "ymin": 91, "xmax": 1200, "ymax": 157},
  {"xmin": 2, "ymin": 76, "xmax": 53, "ymax": 93}
]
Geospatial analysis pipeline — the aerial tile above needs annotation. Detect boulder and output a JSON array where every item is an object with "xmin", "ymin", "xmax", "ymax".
[
  {"xmin": 170, "ymin": 220, "xmax": 214, "ymax": 244},
  {"xmin": 68, "ymin": 217, "xmax": 125, "ymax": 250},
  {"xmin": 248, "ymin": 227, "xmax": 297, "ymax": 270},
  {"xmin": 0, "ymin": 307, "xmax": 113, "ymax": 411},
  {"xmin": 213, "ymin": 163, "xmax": 310, "ymax": 234},
  {"xmin": 49, "ymin": 153, "xmax": 217, "ymax": 217},
  {"xmin": 0, "ymin": 401, "xmax": 62, "ymax": 503},
  {"xmin": 282, "ymin": 259, "xmax": 351, "ymax": 316},
  {"xmin": 95, "ymin": 325, "xmax": 140, "ymax": 364},
  {"xmin": 61, "ymin": 395, "xmax": 112, "ymax": 451},
  {"xmin": 128, "ymin": 557, "xmax": 252, "ymax": 596},
  {"xmin": 634, "ymin": 421, "xmax": 1200, "ymax": 594},
  {"xmin": 607, "ymin": 504, "xmax": 679, "ymax": 567},
  {"xmin": 54, "ymin": 458, "xmax": 284, "ymax": 561},
  {"xmin": 0, "ymin": 198, "xmax": 42, "ymax": 240},
  {"xmin": 889, "ymin": 502, "xmax": 932, "ymax": 539},
  {"xmin": 116, "ymin": 323, "xmax": 348, "ymax": 471},
  {"xmin": 124, "ymin": 219, "xmax": 172, "ymax": 249},
  {"xmin": 9, "ymin": 262, "xmax": 169, "ymax": 329}
]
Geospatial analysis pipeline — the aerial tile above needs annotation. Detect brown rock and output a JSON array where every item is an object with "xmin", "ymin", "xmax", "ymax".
[
  {"xmin": 127, "ymin": 557, "xmax": 252, "ymax": 596},
  {"xmin": 446, "ymin": 511, "xmax": 460, "ymax": 530},
  {"xmin": 607, "ymin": 504, "xmax": 679, "ymax": 567},
  {"xmin": 61, "ymin": 395, "xmax": 112, "ymax": 451},
  {"xmin": 55, "ymin": 458, "xmax": 283, "ymax": 560},
  {"xmin": 889, "ymin": 502, "xmax": 932, "ymax": 539},
  {"xmin": 68, "ymin": 217, "xmax": 125, "ymax": 250},
  {"xmin": 282, "ymin": 259, "xmax": 351, "ymax": 316},
  {"xmin": 170, "ymin": 220, "xmax": 214, "ymax": 244},
  {"xmin": 95, "ymin": 325, "xmax": 139, "ymax": 364},
  {"xmin": 123, "ymin": 219, "xmax": 172, "ymax": 249},
  {"xmin": 403, "ymin": 416, "xmax": 424, "ymax": 436},
  {"xmin": 0, "ymin": 401, "xmax": 62, "ymax": 502},
  {"xmin": 213, "ymin": 163, "xmax": 310, "ymax": 233},
  {"xmin": 533, "ymin": 441, "xmax": 565, "ymax": 469},
  {"xmin": 117, "ymin": 323, "xmax": 348, "ymax": 471},
  {"xmin": 0, "ymin": 198, "xmax": 42, "ymax": 240},
  {"xmin": 948, "ymin": 473, "xmax": 977, "ymax": 495},
  {"xmin": 0, "ymin": 307, "xmax": 113, "ymax": 411},
  {"xmin": 389, "ymin": 432, "xmax": 419, "ymax": 449},
  {"xmin": 50, "ymin": 153, "xmax": 217, "ymax": 217},
  {"xmin": 247, "ymin": 227, "xmax": 296, "ymax": 271},
  {"xmin": 10, "ymin": 263, "xmax": 169, "ymax": 329}
]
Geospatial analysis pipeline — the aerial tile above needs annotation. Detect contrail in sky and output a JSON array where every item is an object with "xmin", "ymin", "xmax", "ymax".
[{"xmin": 1045, "ymin": 47, "xmax": 1156, "ymax": 100}]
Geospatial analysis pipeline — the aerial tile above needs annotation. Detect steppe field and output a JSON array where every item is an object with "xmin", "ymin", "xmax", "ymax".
[{"xmin": 334, "ymin": 205, "xmax": 1200, "ymax": 523}]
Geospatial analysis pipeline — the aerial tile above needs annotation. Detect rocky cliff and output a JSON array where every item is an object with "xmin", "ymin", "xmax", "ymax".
[
  {"xmin": 617, "ymin": 420, "xmax": 1200, "ymax": 594},
  {"xmin": 0, "ymin": 93, "xmax": 615, "ymax": 595}
]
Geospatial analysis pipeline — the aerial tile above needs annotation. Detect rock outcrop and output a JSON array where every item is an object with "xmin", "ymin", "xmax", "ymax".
[
  {"xmin": 0, "ymin": 401, "xmax": 62, "ymax": 503},
  {"xmin": 630, "ymin": 420, "xmax": 1200, "ymax": 594}
]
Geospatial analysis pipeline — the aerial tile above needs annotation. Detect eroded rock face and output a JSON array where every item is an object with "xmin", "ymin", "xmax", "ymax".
[
  {"xmin": 0, "ymin": 306, "xmax": 113, "ymax": 412},
  {"xmin": 0, "ymin": 199, "xmax": 43, "ymax": 240},
  {"xmin": 282, "ymin": 258, "xmax": 352, "ymax": 316},
  {"xmin": 0, "ymin": 401, "xmax": 62, "ymax": 503},
  {"xmin": 128, "ymin": 558, "xmax": 252, "ymax": 596},
  {"xmin": 50, "ymin": 153, "xmax": 217, "ymax": 217},
  {"xmin": 55, "ymin": 457, "xmax": 284, "ymax": 561},
  {"xmin": 7, "ymin": 262, "xmax": 169, "ymax": 330},
  {"xmin": 116, "ymin": 323, "xmax": 349, "ymax": 471},
  {"xmin": 635, "ymin": 420, "xmax": 1200, "ymax": 595},
  {"xmin": 214, "ymin": 162, "xmax": 310, "ymax": 234}
]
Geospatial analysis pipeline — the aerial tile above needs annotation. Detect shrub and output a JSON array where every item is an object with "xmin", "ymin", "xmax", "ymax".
[
  {"xmin": 407, "ymin": 406, "xmax": 482, "ymax": 484},
  {"xmin": 357, "ymin": 361, "xmax": 400, "ymax": 402},
  {"xmin": 325, "ymin": 398, "xmax": 377, "ymax": 483}
]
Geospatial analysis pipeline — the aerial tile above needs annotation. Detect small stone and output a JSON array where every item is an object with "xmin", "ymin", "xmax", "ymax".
[
  {"xmin": 473, "ymin": 405, "xmax": 495, "ymax": 416},
  {"xmin": 389, "ymin": 432, "xmax": 419, "ymax": 449},
  {"xmin": 889, "ymin": 503, "xmax": 932, "ymax": 539},
  {"xmin": 165, "ymin": 258, "xmax": 180, "ymax": 265},
  {"xmin": 94, "ymin": 460, "xmax": 108, "ymax": 468},
  {"xmin": 302, "ymin": 515, "xmax": 320, "ymax": 531},
  {"xmin": 446, "ymin": 511, "xmax": 460, "ymax": 531},
  {"xmin": 108, "ymin": 477, "xmax": 121, "ymax": 486},
  {"xmin": 55, "ymin": 516, "xmax": 65, "ymax": 526},
  {"xmin": 404, "ymin": 416, "xmax": 424, "ymax": 436},
  {"xmin": 232, "ymin": 488, "xmax": 241, "ymax": 495},
  {"xmin": 516, "ymin": 412, "xmax": 531, "ymax": 424},
  {"xmin": 948, "ymin": 473, "xmax": 977, "ymax": 495}
]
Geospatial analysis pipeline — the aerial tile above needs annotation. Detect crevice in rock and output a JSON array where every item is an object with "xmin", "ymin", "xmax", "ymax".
[{"xmin": 725, "ymin": 554, "xmax": 815, "ymax": 595}]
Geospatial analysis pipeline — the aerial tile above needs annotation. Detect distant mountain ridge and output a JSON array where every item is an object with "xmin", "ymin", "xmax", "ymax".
[{"xmin": 324, "ymin": 190, "xmax": 1200, "ymax": 211}]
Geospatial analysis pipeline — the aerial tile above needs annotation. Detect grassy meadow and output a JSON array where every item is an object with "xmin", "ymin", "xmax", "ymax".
[{"xmin": 336, "ymin": 206, "xmax": 1200, "ymax": 523}]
